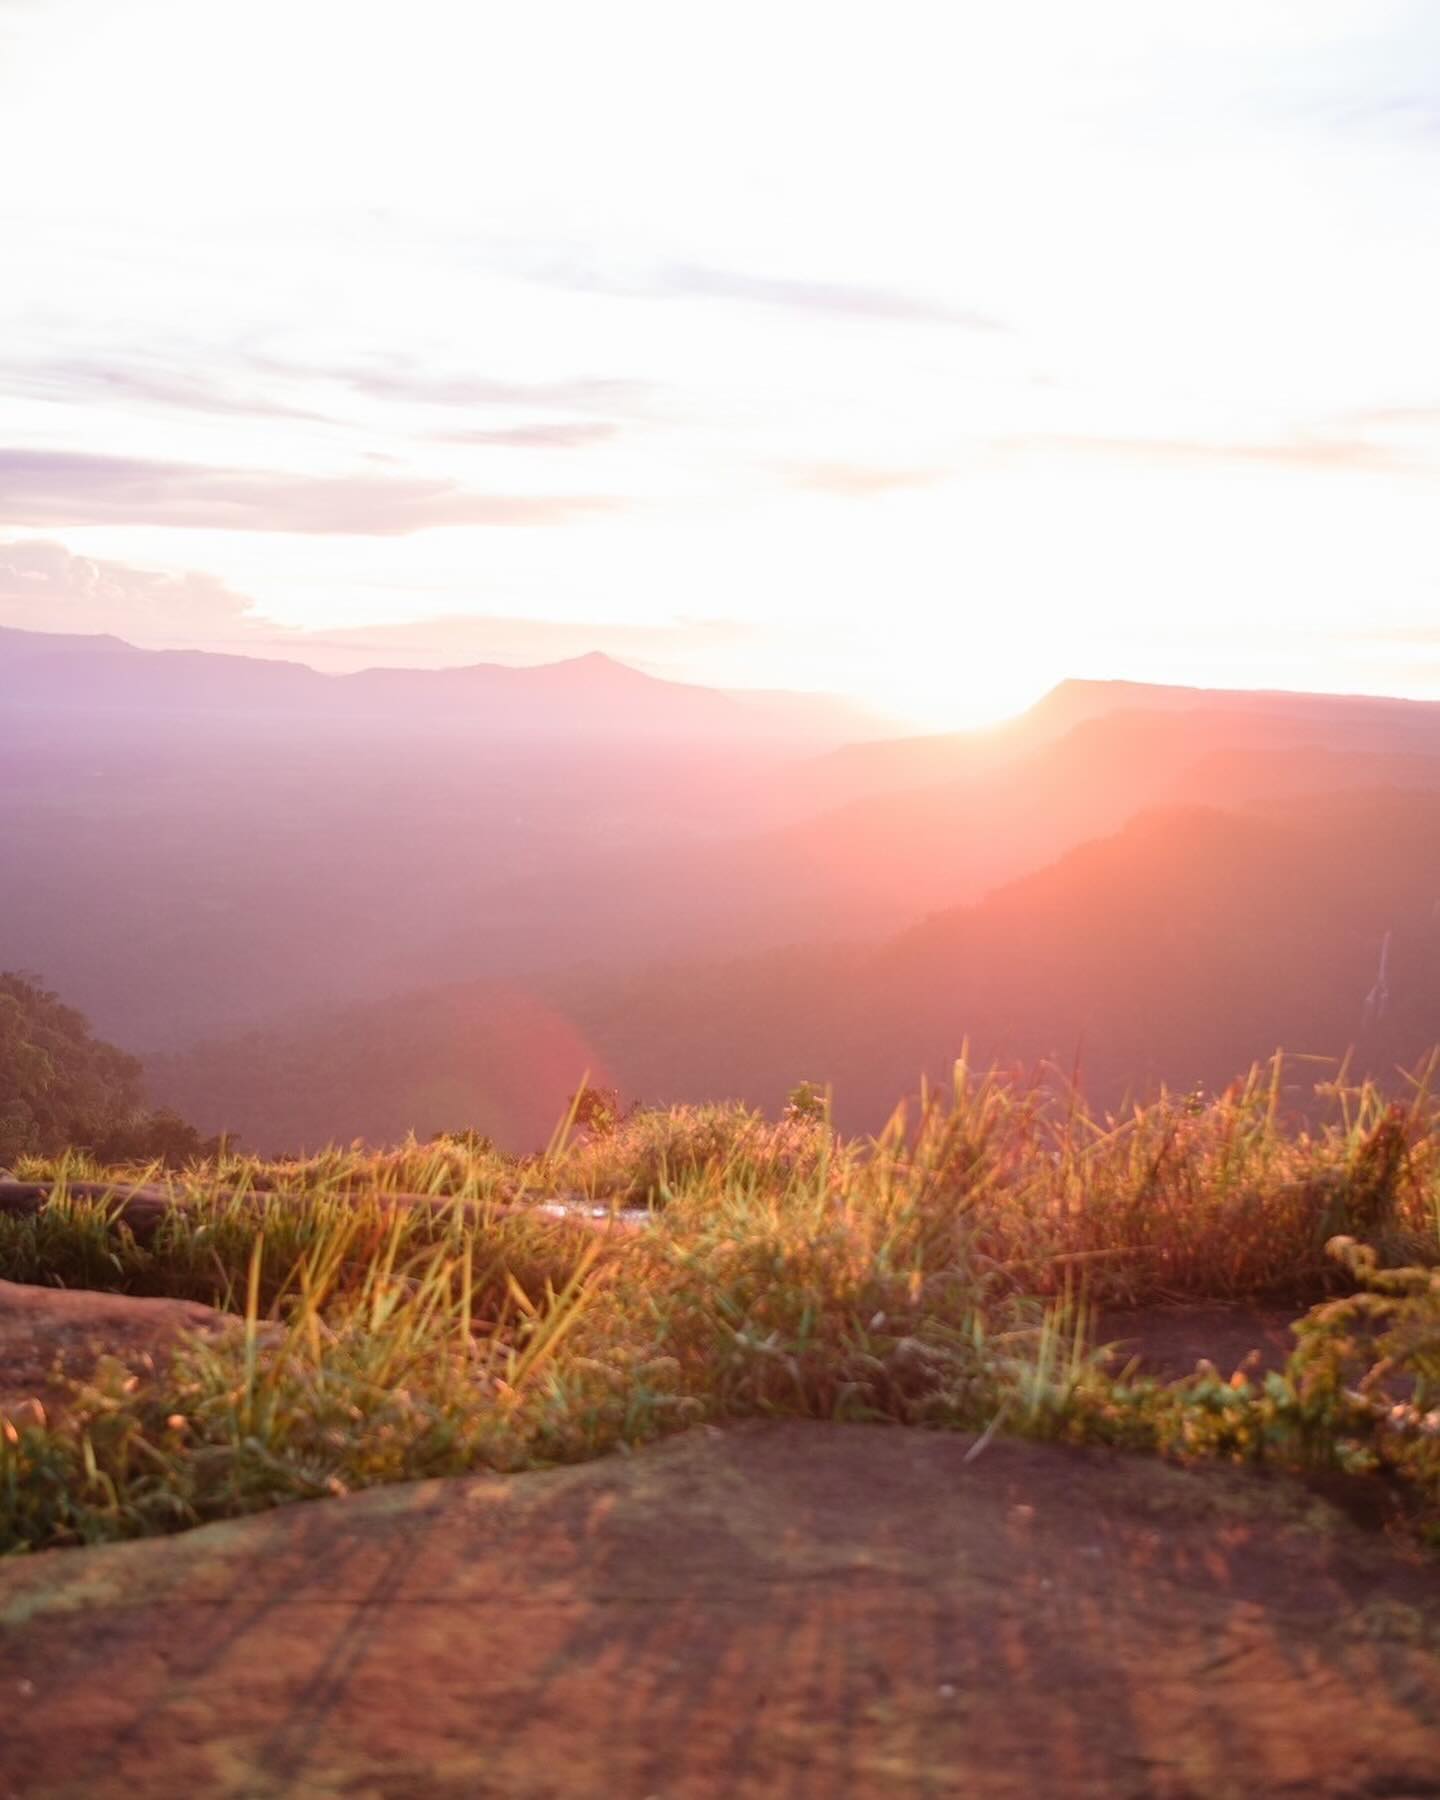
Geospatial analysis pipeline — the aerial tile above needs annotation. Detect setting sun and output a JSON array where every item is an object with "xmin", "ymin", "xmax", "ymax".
[{"xmin": 1, "ymin": 0, "xmax": 1436, "ymax": 710}]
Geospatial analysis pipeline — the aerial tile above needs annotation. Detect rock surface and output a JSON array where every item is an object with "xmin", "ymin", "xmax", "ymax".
[
  {"xmin": 1094, "ymin": 1303, "xmax": 1301, "ymax": 1381},
  {"xmin": 0, "ymin": 1278, "xmax": 244, "ymax": 1422},
  {"xmin": 2, "ymin": 1421, "xmax": 1439, "ymax": 1798}
]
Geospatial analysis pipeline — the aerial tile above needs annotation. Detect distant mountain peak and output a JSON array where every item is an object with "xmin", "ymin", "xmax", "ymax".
[
  {"xmin": 0, "ymin": 624, "xmax": 139, "ymax": 655},
  {"xmin": 541, "ymin": 649, "xmax": 653, "ymax": 680},
  {"xmin": 0, "ymin": 624, "xmax": 872, "ymax": 745}
]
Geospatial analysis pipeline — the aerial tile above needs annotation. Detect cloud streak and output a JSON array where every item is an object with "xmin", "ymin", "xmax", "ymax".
[
  {"xmin": 0, "ymin": 538, "xmax": 266, "ymax": 639},
  {"xmin": 332, "ymin": 365, "xmax": 651, "ymax": 413},
  {"xmin": 0, "ymin": 538, "xmax": 755, "ymax": 675},
  {"xmin": 790, "ymin": 462, "xmax": 945, "ymax": 498},
  {"xmin": 5, "ymin": 347, "xmax": 656, "ymax": 430},
  {"xmin": 254, "ymin": 611, "xmax": 759, "ymax": 672},
  {"xmin": 2, "ymin": 358, "xmax": 333, "ymax": 423},
  {"xmin": 993, "ymin": 432, "xmax": 1424, "ymax": 476},
  {"xmin": 532, "ymin": 252, "xmax": 1002, "ymax": 330},
  {"xmin": 0, "ymin": 449, "xmax": 621, "ymax": 535},
  {"xmin": 434, "ymin": 421, "xmax": 621, "ymax": 449},
  {"xmin": 657, "ymin": 263, "xmax": 1004, "ymax": 330}
]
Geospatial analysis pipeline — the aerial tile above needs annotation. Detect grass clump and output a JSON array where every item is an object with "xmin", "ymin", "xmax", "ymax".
[
  {"xmin": 1, "ymin": 1207, "xmax": 612, "ymax": 1549},
  {"xmin": 550, "ymin": 1101, "xmax": 828, "ymax": 1206},
  {"xmin": 914, "ymin": 1052, "xmax": 1438, "ymax": 1303},
  {"xmin": 5, "ymin": 1052, "xmax": 1440, "ymax": 1554}
]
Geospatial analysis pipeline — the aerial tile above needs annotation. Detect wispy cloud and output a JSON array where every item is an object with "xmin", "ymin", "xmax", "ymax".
[
  {"xmin": 0, "ymin": 537, "xmax": 753, "ymax": 674},
  {"xmin": 533, "ymin": 252, "xmax": 1003, "ymax": 330},
  {"xmin": 0, "ymin": 357, "xmax": 333, "ymax": 422},
  {"xmin": 0, "ymin": 449, "xmax": 621, "ymax": 535},
  {"xmin": 657, "ymin": 263, "xmax": 1004, "ymax": 330},
  {"xmin": 331, "ymin": 365, "xmax": 650, "ymax": 413},
  {"xmin": 0, "ymin": 538, "xmax": 265, "ymax": 639},
  {"xmin": 259, "ymin": 611, "xmax": 758, "ymax": 672},
  {"xmin": 3, "ymin": 348, "xmax": 655, "ymax": 431},
  {"xmin": 1325, "ymin": 93, "xmax": 1440, "ymax": 143},
  {"xmin": 1339, "ymin": 622, "xmax": 1440, "ymax": 648},
  {"xmin": 434, "ymin": 421, "xmax": 622, "ymax": 450},
  {"xmin": 1338, "ymin": 404, "xmax": 1440, "ymax": 430},
  {"xmin": 790, "ymin": 462, "xmax": 946, "ymax": 497},
  {"xmin": 993, "ymin": 432, "xmax": 1423, "ymax": 476}
]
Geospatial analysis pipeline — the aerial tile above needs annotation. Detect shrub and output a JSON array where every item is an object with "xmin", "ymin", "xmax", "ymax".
[
  {"xmin": 551, "ymin": 1102, "xmax": 827, "ymax": 1204},
  {"xmin": 0, "ymin": 973, "xmax": 144, "ymax": 1162},
  {"xmin": 74, "ymin": 1108, "xmax": 228, "ymax": 1171},
  {"xmin": 565, "ymin": 1084, "xmax": 629, "ymax": 1138}
]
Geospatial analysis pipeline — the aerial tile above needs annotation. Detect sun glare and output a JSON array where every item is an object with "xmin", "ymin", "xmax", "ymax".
[{"xmin": 838, "ymin": 637, "xmax": 1063, "ymax": 733}]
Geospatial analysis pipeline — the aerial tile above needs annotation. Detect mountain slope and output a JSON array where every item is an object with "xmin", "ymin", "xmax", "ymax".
[
  {"xmin": 148, "ymin": 786, "xmax": 1440, "ymax": 1151},
  {"xmin": 10, "ymin": 647, "xmax": 1440, "ymax": 1059},
  {"xmin": 0, "ymin": 627, "xmax": 870, "ymax": 745}
]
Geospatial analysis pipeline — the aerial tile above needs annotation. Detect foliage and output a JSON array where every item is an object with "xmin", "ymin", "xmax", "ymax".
[
  {"xmin": 548, "ymin": 1101, "xmax": 826, "ymax": 1205},
  {"xmin": 0, "ymin": 973, "xmax": 219, "ymax": 1168},
  {"xmin": 0, "ymin": 973, "xmax": 144, "ymax": 1163},
  {"xmin": 0, "ymin": 1094, "xmax": 1027, "ymax": 1550},
  {"xmin": 908, "ymin": 1054, "xmax": 1438, "ymax": 1303},
  {"xmin": 1283, "ymin": 1237, "xmax": 1440, "ymax": 1499},
  {"xmin": 1020, "ymin": 1235, "xmax": 1440, "ymax": 1536},
  {"xmin": 73, "ymin": 1109, "xmax": 228, "ymax": 1170},
  {"xmin": 565, "ymin": 1083, "xmax": 629, "ymax": 1138},
  {"xmin": 429, "ymin": 1128, "xmax": 496, "ymax": 1157},
  {"xmin": 784, "ymin": 1080, "xmax": 828, "ymax": 1122},
  {"xmin": 6, "ymin": 1057, "xmax": 1440, "ymax": 1553}
]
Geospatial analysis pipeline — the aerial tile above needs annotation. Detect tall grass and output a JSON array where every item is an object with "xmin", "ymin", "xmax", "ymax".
[{"xmin": 5, "ymin": 1054, "xmax": 1440, "ymax": 1552}]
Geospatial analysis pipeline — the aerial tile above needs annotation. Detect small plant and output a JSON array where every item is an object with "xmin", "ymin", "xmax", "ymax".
[
  {"xmin": 566, "ymin": 1084, "xmax": 628, "ymax": 1138},
  {"xmin": 1283, "ymin": 1237, "xmax": 1440, "ymax": 1496},
  {"xmin": 429, "ymin": 1128, "xmax": 495, "ymax": 1156},
  {"xmin": 784, "ymin": 1081, "xmax": 827, "ymax": 1123}
]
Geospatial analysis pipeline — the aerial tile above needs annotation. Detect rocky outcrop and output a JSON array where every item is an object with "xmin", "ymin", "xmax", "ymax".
[
  {"xmin": 2, "ymin": 1420, "xmax": 1439, "ymax": 1797},
  {"xmin": 0, "ymin": 1278, "xmax": 247, "ymax": 1423}
]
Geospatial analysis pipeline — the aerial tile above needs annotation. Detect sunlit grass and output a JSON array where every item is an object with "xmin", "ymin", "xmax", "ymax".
[{"xmin": 5, "ymin": 1053, "xmax": 1440, "ymax": 1553}]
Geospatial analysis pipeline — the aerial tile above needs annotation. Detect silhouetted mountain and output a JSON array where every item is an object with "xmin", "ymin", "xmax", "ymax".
[
  {"xmin": 790, "ymin": 678, "xmax": 1440, "ymax": 809},
  {"xmin": 0, "ymin": 628, "xmax": 327, "ymax": 719},
  {"xmin": 10, "ymin": 643, "xmax": 1440, "ymax": 1056},
  {"xmin": 0, "ymin": 629, "xmax": 881, "ymax": 1044},
  {"xmin": 0, "ymin": 628, "xmax": 880, "ymax": 745},
  {"xmin": 552, "ymin": 787, "xmax": 1440, "ymax": 1133},
  {"xmin": 148, "ymin": 785, "xmax": 1440, "ymax": 1153},
  {"xmin": 418, "ymin": 708, "xmax": 1440, "ymax": 984}
]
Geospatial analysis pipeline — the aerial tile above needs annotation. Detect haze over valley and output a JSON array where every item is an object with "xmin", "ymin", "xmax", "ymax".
[{"xmin": 4, "ymin": 624, "xmax": 1437, "ymax": 1151}]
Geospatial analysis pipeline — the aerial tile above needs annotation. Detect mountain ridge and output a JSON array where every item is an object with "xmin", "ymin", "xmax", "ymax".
[{"xmin": 0, "ymin": 624, "xmax": 880, "ymax": 743}]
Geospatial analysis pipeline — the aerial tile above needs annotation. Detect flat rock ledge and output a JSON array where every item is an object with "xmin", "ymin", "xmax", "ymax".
[
  {"xmin": 0, "ymin": 1278, "xmax": 248, "ymax": 1422},
  {"xmin": 2, "ymin": 1420, "xmax": 1439, "ymax": 1799}
]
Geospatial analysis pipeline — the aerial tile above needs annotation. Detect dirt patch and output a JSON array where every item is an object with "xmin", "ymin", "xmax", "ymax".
[
  {"xmin": 2, "ymin": 1420, "xmax": 1439, "ymax": 1798},
  {"xmin": 0, "ymin": 1279, "xmax": 243, "ymax": 1423},
  {"xmin": 1095, "ymin": 1303, "xmax": 1301, "ymax": 1382}
]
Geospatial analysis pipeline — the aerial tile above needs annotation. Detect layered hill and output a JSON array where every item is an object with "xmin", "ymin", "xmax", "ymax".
[
  {"xmin": 150, "ymin": 785, "xmax": 1440, "ymax": 1151},
  {"xmin": 7, "ymin": 629, "xmax": 1440, "ymax": 1086},
  {"xmin": 0, "ymin": 625, "xmax": 884, "ymax": 744}
]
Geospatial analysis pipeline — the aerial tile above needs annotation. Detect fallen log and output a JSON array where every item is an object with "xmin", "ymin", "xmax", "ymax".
[
  {"xmin": 0, "ymin": 1180, "xmax": 645, "ymax": 1246},
  {"xmin": 0, "ymin": 1181, "xmax": 178, "ymax": 1243}
]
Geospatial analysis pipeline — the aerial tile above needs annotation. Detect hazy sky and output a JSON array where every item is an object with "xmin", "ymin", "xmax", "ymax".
[{"xmin": 1, "ymin": 0, "xmax": 1437, "ymax": 724}]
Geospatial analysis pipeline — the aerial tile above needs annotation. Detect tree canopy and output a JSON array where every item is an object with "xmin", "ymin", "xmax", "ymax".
[{"xmin": 0, "ymin": 972, "xmax": 215, "ymax": 1165}]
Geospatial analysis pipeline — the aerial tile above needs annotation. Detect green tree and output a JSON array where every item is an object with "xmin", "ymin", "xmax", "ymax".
[
  {"xmin": 0, "ymin": 973, "xmax": 218, "ymax": 1166},
  {"xmin": 567, "ymin": 1083, "xmax": 628, "ymax": 1138}
]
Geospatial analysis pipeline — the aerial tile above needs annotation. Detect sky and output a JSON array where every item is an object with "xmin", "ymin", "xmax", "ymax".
[{"xmin": 0, "ymin": 0, "xmax": 1437, "ymax": 727}]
